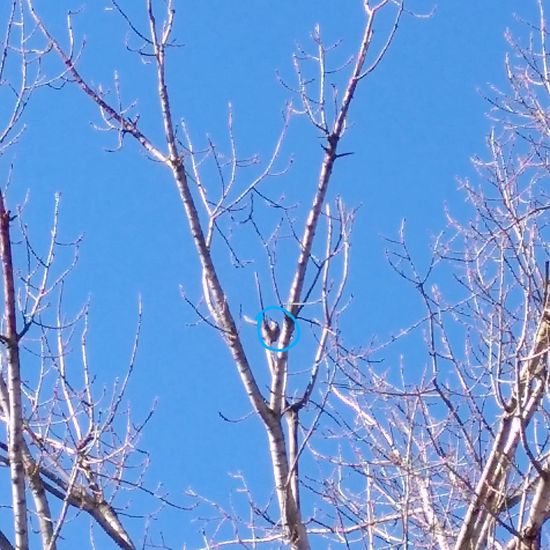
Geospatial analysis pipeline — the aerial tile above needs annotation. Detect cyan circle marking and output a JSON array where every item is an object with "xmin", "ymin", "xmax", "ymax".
[{"xmin": 256, "ymin": 306, "xmax": 301, "ymax": 352}]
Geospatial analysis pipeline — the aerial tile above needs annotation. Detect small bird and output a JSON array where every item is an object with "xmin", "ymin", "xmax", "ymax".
[{"xmin": 261, "ymin": 317, "xmax": 281, "ymax": 346}]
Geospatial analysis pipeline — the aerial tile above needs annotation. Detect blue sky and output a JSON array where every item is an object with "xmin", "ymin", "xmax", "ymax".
[{"xmin": 2, "ymin": 0, "xmax": 541, "ymax": 547}]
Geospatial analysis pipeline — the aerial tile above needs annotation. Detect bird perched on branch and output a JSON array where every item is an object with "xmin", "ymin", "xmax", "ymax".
[{"xmin": 261, "ymin": 317, "xmax": 281, "ymax": 346}]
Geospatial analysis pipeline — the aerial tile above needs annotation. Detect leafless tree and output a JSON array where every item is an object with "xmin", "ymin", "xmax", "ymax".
[
  {"xmin": 314, "ymin": 2, "xmax": 550, "ymax": 549},
  {"xmin": 0, "ymin": 3, "xmax": 163, "ymax": 549},
  {"xmin": 3, "ymin": 0, "xmax": 548, "ymax": 549},
  {"xmin": 22, "ymin": 0, "xmax": 413, "ymax": 547}
]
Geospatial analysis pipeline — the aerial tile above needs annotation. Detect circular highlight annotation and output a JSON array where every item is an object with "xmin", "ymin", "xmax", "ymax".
[{"xmin": 255, "ymin": 306, "xmax": 301, "ymax": 352}]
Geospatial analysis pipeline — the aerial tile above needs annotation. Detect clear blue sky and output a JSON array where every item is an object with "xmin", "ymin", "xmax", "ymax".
[{"xmin": 4, "ymin": 1, "xmax": 539, "ymax": 547}]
